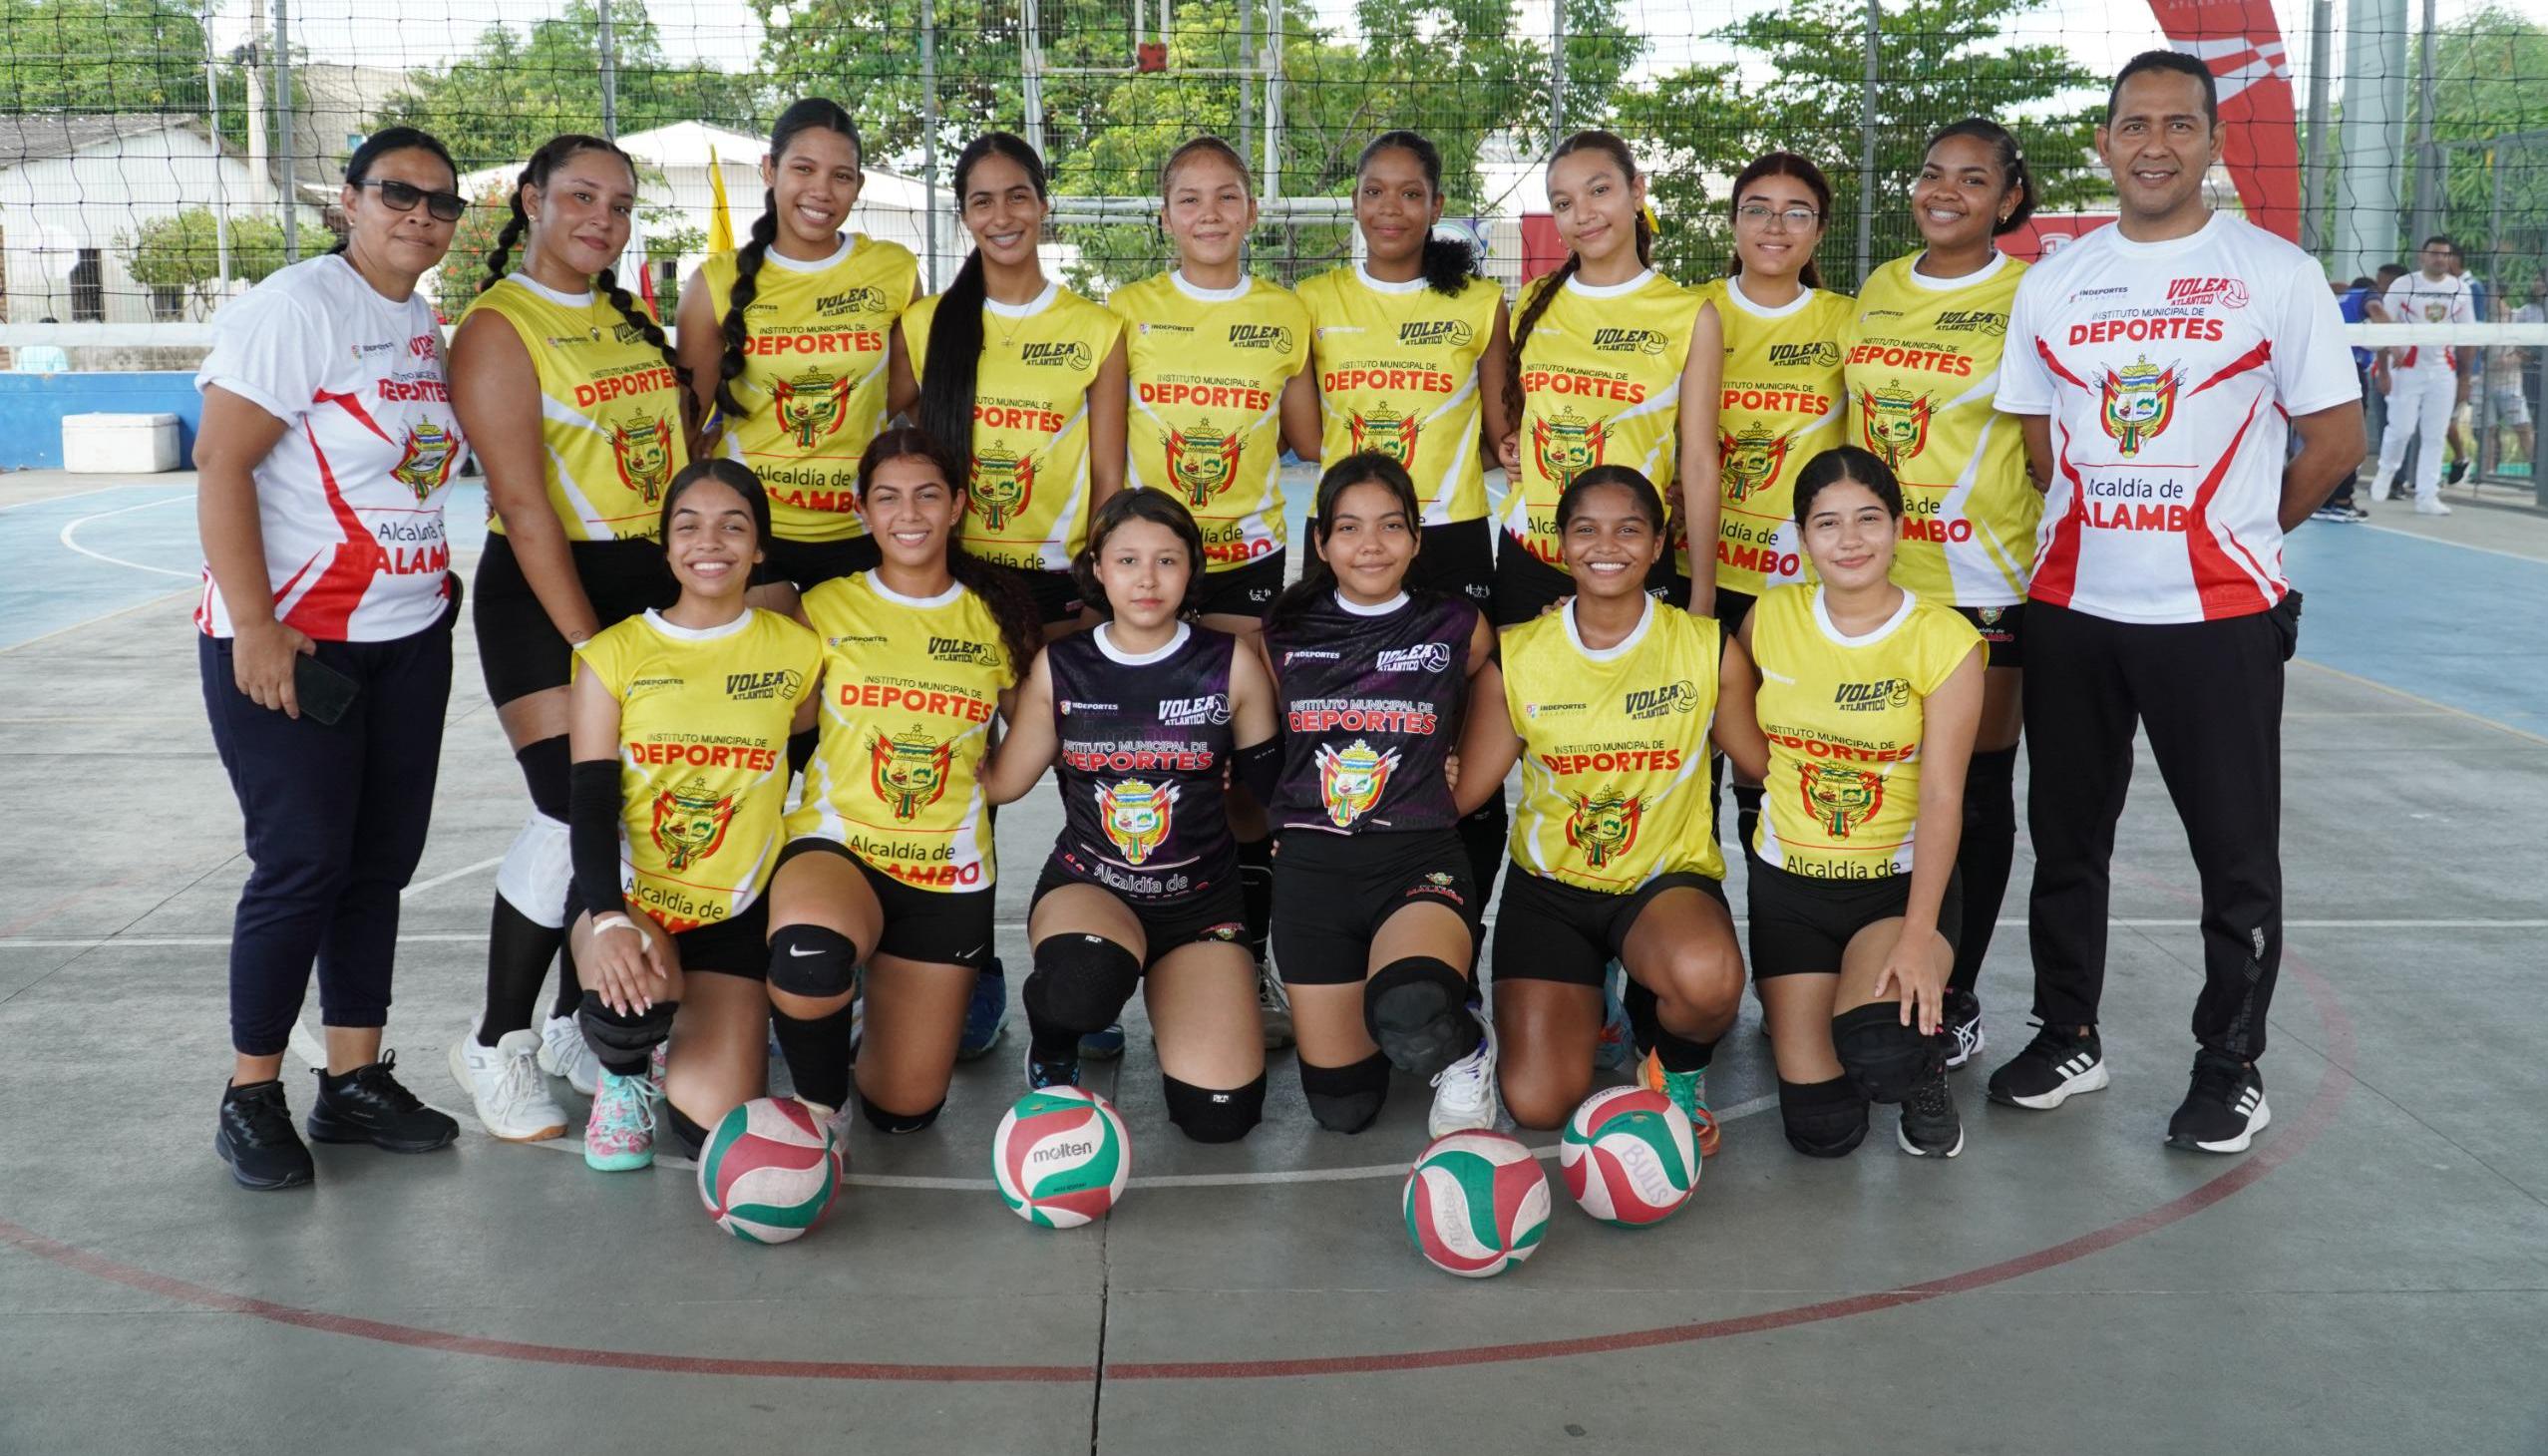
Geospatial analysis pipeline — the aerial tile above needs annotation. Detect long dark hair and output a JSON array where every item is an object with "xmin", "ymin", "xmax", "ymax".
[
  {"xmin": 1266, "ymin": 452, "xmax": 1426, "ymax": 633},
  {"xmin": 1504, "ymin": 130, "xmax": 1652, "ymax": 431},
  {"xmin": 921, "ymin": 132, "xmax": 1050, "ymax": 476},
  {"xmin": 1791, "ymin": 445, "xmax": 1905, "ymax": 526},
  {"xmin": 1356, "ymin": 131, "xmax": 1480, "ymax": 296},
  {"xmin": 854, "ymin": 427, "xmax": 1041, "ymax": 675},
  {"xmin": 332, "ymin": 127, "xmax": 457, "ymax": 258},
  {"xmin": 714, "ymin": 99, "xmax": 863, "ymax": 423},
  {"xmin": 1555, "ymin": 463, "xmax": 1666, "ymax": 536},
  {"xmin": 1727, "ymin": 151, "xmax": 1831, "ymax": 290},
  {"xmin": 1072, "ymin": 488, "xmax": 1207, "ymax": 620},
  {"xmin": 657, "ymin": 458, "xmax": 773, "ymax": 549},
  {"xmin": 479, "ymin": 134, "xmax": 687, "ymax": 396},
  {"xmin": 1925, "ymin": 119, "xmax": 2036, "ymax": 237}
]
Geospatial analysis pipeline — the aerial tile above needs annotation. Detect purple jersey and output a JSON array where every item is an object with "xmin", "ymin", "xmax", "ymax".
[
  {"xmin": 1265, "ymin": 589, "xmax": 1477, "ymax": 836},
  {"xmin": 1046, "ymin": 623, "xmax": 1240, "ymax": 903}
]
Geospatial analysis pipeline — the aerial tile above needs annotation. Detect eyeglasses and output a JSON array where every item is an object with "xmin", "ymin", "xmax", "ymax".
[
  {"xmin": 358, "ymin": 179, "xmax": 469, "ymax": 223},
  {"xmin": 1736, "ymin": 203, "xmax": 1822, "ymax": 229}
]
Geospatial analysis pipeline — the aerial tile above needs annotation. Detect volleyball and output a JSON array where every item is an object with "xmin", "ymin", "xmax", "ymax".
[
  {"xmin": 992, "ymin": 1086, "xmax": 1132, "ymax": 1229},
  {"xmin": 695, "ymin": 1097, "xmax": 840, "ymax": 1245},
  {"xmin": 1559, "ymin": 1086, "xmax": 1699, "ymax": 1227},
  {"xmin": 1400, "ymin": 1130, "xmax": 1552, "ymax": 1277}
]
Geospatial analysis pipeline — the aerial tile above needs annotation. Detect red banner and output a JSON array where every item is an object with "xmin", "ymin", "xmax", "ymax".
[{"xmin": 2146, "ymin": 0, "xmax": 2303, "ymax": 241}]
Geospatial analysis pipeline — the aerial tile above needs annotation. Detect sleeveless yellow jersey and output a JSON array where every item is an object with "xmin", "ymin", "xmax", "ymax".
[
  {"xmin": 1686, "ymin": 276, "xmax": 1855, "ymax": 592},
  {"xmin": 1111, "ymin": 271, "xmax": 1310, "ymax": 572},
  {"xmin": 1748, "ymin": 585, "xmax": 1982, "ymax": 879},
  {"xmin": 575, "ymin": 607, "xmax": 822, "ymax": 931},
  {"xmin": 788, "ymin": 572, "xmax": 1018, "ymax": 892},
  {"xmin": 1501, "ymin": 598, "xmax": 1724, "ymax": 891},
  {"xmin": 1297, "ymin": 264, "xmax": 1501, "ymax": 527},
  {"xmin": 1842, "ymin": 251, "xmax": 2037, "ymax": 606},
  {"xmin": 465, "ymin": 274, "xmax": 689, "ymax": 541},
  {"xmin": 906, "ymin": 281, "xmax": 1124, "ymax": 571},
  {"xmin": 1503, "ymin": 269, "xmax": 1702, "ymax": 568},
  {"xmin": 696, "ymin": 234, "xmax": 917, "ymax": 543}
]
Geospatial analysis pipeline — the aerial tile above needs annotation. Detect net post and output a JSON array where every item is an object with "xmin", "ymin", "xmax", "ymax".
[
  {"xmin": 274, "ymin": 0, "xmax": 296, "ymax": 263},
  {"xmin": 1855, "ymin": 0, "xmax": 1878, "ymax": 286}
]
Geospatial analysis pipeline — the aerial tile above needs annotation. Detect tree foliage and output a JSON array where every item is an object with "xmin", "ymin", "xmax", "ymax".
[
  {"xmin": 0, "ymin": 0, "xmax": 208, "ymax": 111},
  {"xmin": 2407, "ymin": 5, "xmax": 2548, "ymax": 292},
  {"xmin": 119, "ymin": 206, "xmax": 289, "ymax": 315}
]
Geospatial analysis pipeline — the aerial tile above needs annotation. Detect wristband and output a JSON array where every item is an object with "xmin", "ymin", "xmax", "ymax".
[{"xmin": 589, "ymin": 913, "xmax": 640, "ymax": 937}]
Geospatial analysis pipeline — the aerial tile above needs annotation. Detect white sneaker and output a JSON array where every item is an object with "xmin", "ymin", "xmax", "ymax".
[
  {"xmin": 537, "ymin": 1012, "xmax": 599, "ymax": 1096},
  {"xmin": 1257, "ymin": 964, "xmax": 1295, "ymax": 1050},
  {"xmin": 2414, "ymin": 498, "xmax": 2452, "ymax": 517},
  {"xmin": 448, "ymin": 1027, "xmax": 568, "ymax": 1141},
  {"xmin": 1427, "ymin": 1023, "xmax": 1502, "ymax": 1137}
]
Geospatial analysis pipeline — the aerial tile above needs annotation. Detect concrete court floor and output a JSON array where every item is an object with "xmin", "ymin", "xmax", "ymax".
[{"xmin": 0, "ymin": 471, "xmax": 2543, "ymax": 1454}]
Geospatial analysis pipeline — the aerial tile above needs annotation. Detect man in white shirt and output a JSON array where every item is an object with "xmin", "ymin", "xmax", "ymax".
[
  {"xmin": 1990, "ymin": 50, "xmax": 2364, "ymax": 1155},
  {"xmin": 2370, "ymin": 234, "xmax": 2476, "ymax": 514}
]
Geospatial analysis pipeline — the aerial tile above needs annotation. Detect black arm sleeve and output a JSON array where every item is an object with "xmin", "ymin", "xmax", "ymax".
[
  {"xmin": 568, "ymin": 759, "xmax": 625, "ymax": 915},
  {"xmin": 1235, "ymin": 736, "xmax": 1282, "ymax": 804}
]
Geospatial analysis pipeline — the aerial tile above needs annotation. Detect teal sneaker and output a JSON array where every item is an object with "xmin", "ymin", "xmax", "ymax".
[
  {"xmin": 1638, "ymin": 1050, "xmax": 1719, "ymax": 1159},
  {"xmin": 583, "ymin": 1062, "xmax": 663, "ymax": 1172}
]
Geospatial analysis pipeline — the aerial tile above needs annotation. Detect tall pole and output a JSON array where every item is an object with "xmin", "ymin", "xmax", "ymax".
[
  {"xmin": 920, "ymin": 0, "xmax": 938, "ymax": 290},
  {"xmin": 1238, "ymin": 0, "xmax": 1255, "ymax": 159},
  {"xmin": 1262, "ymin": 0, "xmax": 1280, "ymax": 203},
  {"xmin": 274, "ymin": 0, "xmax": 296, "ymax": 262},
  {"xmin": 2301, "ymin": 0, "xmax": 2333, "ymax": 256},
  {"xmin": 1020, "ymin": 0, "xmax": 1044, "ymax": 161},
  {"xmin": 2335, "ymin": 0, "xmax": 2406, "ymax": 278},
  {"xmin": 596, "ymin": 0, "xmax": 617, "ymax": 140},
  {"xmin": 205, "ymin": 15, "xmax": 230, "ymax": 296},
  {"xmin": 1549, "ymin": 0, "xmax": 1566, "ymax": 144},
  {"xmin": 1855, "ymin": 0, "xmax": 1878, "ymax": 285},
  {"xmin": 2410, "ymin": 0, "xmax": 2439, "ymax": 241}
]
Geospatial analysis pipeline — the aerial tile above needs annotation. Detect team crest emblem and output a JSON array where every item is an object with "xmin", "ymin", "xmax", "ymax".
[
  {"xmin": 1799, "ymin": 762, "xmax": 1885, "ymax": 838},
  {"xmin": 1096, "ymin": 778, "xmax": 1177, "ymax": 865},
  {"xmin": 608, "ymin": 412, "xmax": 674, "ymax": 505},
  {"xmin": 970, "ymin": 443, "xmax": 1036, "ymax": 531},
  {"xmin": 390, "ymin": 421, "xmax": 458, "ymax": 503},
  {"xmin": 869, "ymin": 724, "xmax": 954, "ymax": 821},
  {"xmin": 1857, "ymin": 384, "xmax": 1931, "ymax": 468},
  {"xmin": 2421, "ymin": 302, "xmax": 2446, "ymax": 322},
  {"xmin": 650, "ymin": 776, "xmax": 736, "ymax": 871},
  {"xmin": 1566, "ymin": 791, "xmax": 1643, "ymax": 869},
  {"xmin": 1163, "ymin": 424, "xmax": 1244, "ymax": 507},
  {"xmin": 1348, "ymin": 404, "xmax": 1420, "ymax": 465},
  {"xmin": 1314, "ymin": 739, "xmax": 1401, "ymax": 829},
  {"xmin": 771, "ymin": 369, "xmax": 852, "ymax": 448},
  {"xmin": 1532, "ymin": 407, "xmax": 1610, "ymax": 485},
  {"xmin": 2097, "ymin": 356, "xmax": 2182, "ymax": 457},
  {"xmin": 1718, "ymin": 421, "xmax": 1790, "ymax": 503}
]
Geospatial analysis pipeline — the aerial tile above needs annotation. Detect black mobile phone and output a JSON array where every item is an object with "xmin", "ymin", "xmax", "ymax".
[{"xmin": 292, "ymin": 653, "xmax": 361, "ymax": 727}]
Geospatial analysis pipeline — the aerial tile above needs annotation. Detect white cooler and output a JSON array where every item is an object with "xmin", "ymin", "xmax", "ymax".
[{"xmin": 62, "ymin": 412, "xmax": 182, "ymax": 474}]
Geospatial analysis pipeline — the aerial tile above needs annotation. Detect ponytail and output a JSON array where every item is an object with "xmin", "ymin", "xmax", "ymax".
[
  {"xmin": 1505, "ymin": 129, "xmax": 1644, "ymax": 430},
  {"xmin": 921, "ymin": 132, "xmax": 1051, "ymax": 479},
  {"xmin": 1356, "ymin": 130, "xmax": 1483, "ymax": 297},
  {"xmin": 718, "ymin": 99, "xmax": 863, "ymax": 424}
]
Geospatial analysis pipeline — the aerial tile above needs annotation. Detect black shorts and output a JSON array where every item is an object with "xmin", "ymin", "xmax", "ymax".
[
  {"xmin": 1489, "ymin": 866, "xmax": 1726, "ymax": 988},
  {"xmin": 1745, "ymin": 855, "xmax": 1964, "ymax": 980},
  {"xmin": 1196, "ymin": 548, "xmax": 1288, "ymax": 620},
  {"xmin": 1406, "ymin": 518, "xmax": 1496, "ymax": 610},
  {"xmin": 1713, "ymin": 585, "xmax": 1757, "ymax": 638},
  {"xmin": 1030, "ymin": 859, "xmax": 1249, "ymax": 972},
  {"xmin": 754, "ymin": 534, "xmax": 880, "ymax": 591},
  {"xmin": 774, "ymin": 837, "xmax": 995, "ymax": 969},
  {"xmin": 1954, "ymin": 602, "xmax": 2023, "ymax": 669},
  {"xmin": 1489, "ymin": 540, "xmax": 1682, "ymax": 628},
  {"xmin": 985, "ymin": 562, "xmax": 1084, "ymax": 626},
  {"xmin": 1269, "ymin": 829, "xmax": 1475, "ymax": 985},
  {"xmin": 564, "ymin": 889, "xmax": 771, "ymax": 981},
  {"xmin": 473, "ymin": 533, "xmax": 676, "ymax": 707}
]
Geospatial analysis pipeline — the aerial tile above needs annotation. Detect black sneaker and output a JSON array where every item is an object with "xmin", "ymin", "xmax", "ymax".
[
  {"xmin": 1943, "ymin": 987, "xmax": 1985, "ymax": 1071},
  {"xmin": 1023, "ymin": 1041, "xmax": 1082, "ymax": 1093},
  {"xmin": 1986, "ymin": 1023, "xmax": 2108, "ymax": 1110},
  {"xmin": 216, "ymin": 1079, "xmax": 314, "ymax": 1190},
  {"xmin": 305, "ymin": 1053, "xmax": 460, "ymax": 1153},
  {"xmin": 2166, "ymin": 1052, "xmax": 2270, "ymax": 1153},
  {"xmin": 1897, "ymin": 1069, "xmax": 1965, "ymax": 1158}
]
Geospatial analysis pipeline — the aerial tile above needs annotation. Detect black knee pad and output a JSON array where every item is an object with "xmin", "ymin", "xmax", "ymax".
[
  {"xmin": 1363, "ymin": 955, "xmax": 1478, "ymax": 1079},
  {"xmin": 664, "ymin": 1102, "xmax": 712, "ymax": 1160},
  {"xmin": 1832, "ymin": 1004, "xmax": 1942, "ymax": 1104},
  {"xmin": 1778, "ymin": 1076, "xmax": 1871, "ymax": 1158},
  {"xmin": 1163, "ymin": 1072, "xmax": 1267, "ymax": 1145},
  {"xmin": 516, "ymin": 734, "xmax": 571, "ymax": 820},
  {"xmin": 577, "ymin": 992, "xmax": 676, "ymax": 1076},
  {"xmin": 1023, "ymin": 933, "xmax": 1143, "ymax": 1035},
  {"xmin": 768, "ymin": 923, "xmax": 859, "ymax": 999},
  {"xmin": 1964, "ymin": 746, "xmax": 2017, "ymax": 829},
  {"xmin": 1299, "ymin": 1051, "xmax": 1389, "ymax": 1134},
  {"xmin": 859, "ymin": 1095, "xmax": 944, "ymax": 1135}
]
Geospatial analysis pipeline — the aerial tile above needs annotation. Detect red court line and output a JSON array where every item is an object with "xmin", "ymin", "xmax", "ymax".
[{"xmin": 0, "ymin": 958, "xmax": 2353, "ymax": 1384}]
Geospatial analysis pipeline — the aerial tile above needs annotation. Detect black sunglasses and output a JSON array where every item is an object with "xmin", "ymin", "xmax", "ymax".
[{"xmin": 358, "ymin": 178, "xmax": 469, "ymax": 223}]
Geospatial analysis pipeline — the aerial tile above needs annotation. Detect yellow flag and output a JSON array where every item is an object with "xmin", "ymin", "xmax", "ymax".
[{"xmin": 707, "ymin": 146, "xmax": 736, "ymax": 254}]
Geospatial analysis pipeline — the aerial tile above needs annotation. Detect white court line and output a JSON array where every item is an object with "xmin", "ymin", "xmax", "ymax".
[
  {"xmin": 2363, "ymin": 522, "xmax": 2548, "ymax": 567},
  {"xmin": 400, "ymin": 855, "xmax": 504, "ymax": 899},
  {"xmin": 57, "ymin": 494, "xmax": 195, "ymax": 578},
  {"xmin": 0, "ymin": 586, "xmax": 193, "ymax": 654},
  {"xmin": 0, "ymin": 483, "xmax": 139, "ymax": 513}
]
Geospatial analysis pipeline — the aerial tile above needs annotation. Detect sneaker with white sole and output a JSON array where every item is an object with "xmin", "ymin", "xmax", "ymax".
[
  {"xmin": 1897, "ymin": 1068, "xmax": 1965, "ymax": 1158},
  {"xmin": 1942, "ymin": 987, "xmax": 1985, "ymax": 1072},
  {"xmin": 1257, "ymin": 963, "xmax": 1295, "ymax": 1050},
  {"xmin": 2166, "ymin": 1052, "xmax": 2271, "ymax": 1154},
  {"xmin": 2414, "ymin": 498, "xmax": 2453, "ymax": 517},
  {"xmin": 1986, "ymin": 1023, "xmax": 2108, "ymax": 1110},
  {"xmin": 449, "ymin": 1028, "xmax": 568, "ymax": 1141},
  {"xmin": 538, "ymin": 1012, "xmax": 599, "ymax": 1096},
  {"xmin": 584, "ymin": 1064, "xmax": 663, "ymax": 1172},
  {"xmin": 1426, "ymin": 1025, "xmax": 1502, "ymax": 1137}
]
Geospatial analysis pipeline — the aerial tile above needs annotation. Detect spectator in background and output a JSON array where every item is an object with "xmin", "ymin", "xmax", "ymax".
[
  {"xmin": 2517, "ymin": 272, "xmax": 2546, "ymax": 446},
  {"xmin": 2315, "ymin": 273, "xmax": 2384, "ymax": 522},
  {"xmin": 2445, "ymin": 243, "xmax": 2481, "ymax": 483},
  {"xmin": 2372, "ymin": 236, "xmax": 2474, "ymax": 516},
  {"xmin": 12, "ymin": 317, "xmax": 69, "ymax": 375},
  {"xmin": 2483, "ymin": 291, "xmax": 2534, "ymax": 475}
]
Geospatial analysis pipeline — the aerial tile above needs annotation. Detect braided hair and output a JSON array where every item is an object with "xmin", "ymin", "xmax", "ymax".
[
  {"xmin": 920, "ymin": 132, "xmax": 1049, "ymax": 479},
  {"xmin": 716, "ymin": 99, "xmax": 864, "ymax": 423},
  {"xmin": 479, "ymin": 134, "xmax": 688, "ymax": 399},
  {"xmin": 1355, "ymin": 131, "xmax": 1481, "ymax": 296},
  {"xmin": 855, "ymin": 427, "xmax": 1043, "ymax": 677},
  {"xmin": 1502, "ymin": 130, "xmax": 1652, "ymax": 433}
]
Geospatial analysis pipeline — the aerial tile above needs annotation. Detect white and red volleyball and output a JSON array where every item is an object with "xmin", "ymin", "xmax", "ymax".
[
  {"xmin": 992, "ymin": 1086, "xmax": 1132, "ymax": 1229},
  {"xmin": 696, "ymin": 1096, "xmax": 840, "ymax": 1245},
  {"xmin": 1559, "ymin": 1086, "xmax": 1698, "ymax": 1227},
  {"xmin": 1401, "ymin": 1130, "xmax": 1552, "ymax": 1277}
]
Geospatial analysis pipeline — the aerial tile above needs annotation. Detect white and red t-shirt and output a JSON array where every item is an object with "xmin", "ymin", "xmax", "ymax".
[
  {"xmin": 2379, "ymin": 270, "xmax": 2475, "ymax": 373},
  {"xmin": 1996, "ymin": 212, "xmax": 2357, "ymax": 625},
  {"xmin": 194, "ymin": 253, "xmax": 467, "ymax": 641}
]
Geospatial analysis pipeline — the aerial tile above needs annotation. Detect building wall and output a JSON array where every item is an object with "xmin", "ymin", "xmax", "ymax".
[{"xmin": 1, "ymin": 131, "xmax": 284, "ymax": 325}]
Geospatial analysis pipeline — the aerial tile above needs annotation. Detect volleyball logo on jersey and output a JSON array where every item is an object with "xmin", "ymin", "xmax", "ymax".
[
  {"xmin": 1799, "ymin": 762, "xmax": 1885, "ymax": 838},
  {"xmin": 1565, "ymin": 790, "xmax": 1643, "ymax": 869},
  {"xmin": 1857, "ymin": 384, "xmax": 1931, "ymax": 468},
  {"xmin": 2096, "ymin": 357, "xmax": 2182, "ymax": 457},
  {"xmin": 772, "ymin": 369, "xmax": 852, "ymax": 448},
  {"xmin": 1532, "ymin": 407, "xmax": 1610, "ymax": 484},
  {"xmin": 651, "ymin": 777, "xmax": 737, "ymax": 871},
  {"xmin": 1314, "ymin": 739, "xmax": 1400, "ymax": 829},
  {"xmin": 1162, "ymin": 424, "xmax": 1244, "ymax": 507},
  {"xmin": 391, "ymin": 421, "xmax": 459, "ymax": 503},
  {"xmin": 1096, "ymin": 778, "xmax": 1178, "ymax": 865},
  {"xmin": 609, "ymin": 412, "xmax": 675, "ymax": 505},
  {"xmin": 1347, "ymin": 403, "xmax": 1420, "ymax": 466},
  {"xmin": 1718, "ymin": 421, "xmax": 1791, "ymax": 504},
  {"xmin": 970, "ymin": 442, "xmax": 1036, "ymax": 531},
  {"xmin": 870, "ymin": 724, "xmax": 955, "ymax": 821}
]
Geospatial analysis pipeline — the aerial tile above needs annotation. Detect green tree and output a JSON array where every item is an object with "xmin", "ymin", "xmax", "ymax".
[
  {"xmin": 0, "ymin": 0, "xmax": 209, "ymax": 111},
  {"xmin": 119, "ymin": 206, "xmax": 288, "ymax": 315},
  {"xmin": 2404, "ymin": 6, "xmax": 2548, "ymax": 296}
]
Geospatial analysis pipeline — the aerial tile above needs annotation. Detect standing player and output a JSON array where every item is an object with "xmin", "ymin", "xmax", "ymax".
[
  {"xmin": 678, "ymin": 100, "xmax": 918, "ymax": 604},
  {"xmin": 1496, "ymin": 130, "xmax": 1721, "ymax": 622},
  {"xmin": 2367, "ymin": 234, "xmax": 2475, "ymax": 517},
  {"xmin": 448, "ymin": 134, "xmax": 691, "ymax": 1142},
  {"xmin": 194, "ymin": 128, "xmax": 471, "ymax": 1189},
  {"xmin": 1992, "ymin": 52, "xmax": 2364, "ymax": 1153},
  {"xmin": 1843, "ymin": 118, "xmax": 2037, "ymax": 1070}
]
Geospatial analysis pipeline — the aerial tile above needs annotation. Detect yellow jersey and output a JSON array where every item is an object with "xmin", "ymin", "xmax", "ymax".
[
  {"xmin": 1688, "ymin": 276, "xmax": 1855, "ymax": 592},
  {"xmin": 906, "ymin": 281, "xmax": 1124, "ymax": 571},
  {"xmin": 696, "ymin": 234, "xmax": 916, "ymax": 543},
  {"xmin": 1748, "ymin": 584, "xmax": 1982, "ymax": 879},
  {"xmin": 1501, "ymin": 598, "xmax": 1724, "ymax": 892},
  {"xmin": 1297, "ymin": 263, "xmax": 1501, "ymax": 526},
  {"xmin": 788, "ymin": 572, "xmax": 1018, "ymax": 892},
  {"xmin": 1842, "ymin": 251, "xmax": 2037, "ymax": 606},
  {"xmin": 1503, "ymin": 268, "xmax": 1701, "ymax": 568},
  {"xmin": 574, "ymin": 607, "xmax": 822, "ymax": 931},
  {"xmin": 465, "ymin": 273, "xmax": 688, "ymax": 542},
  {"xmin": 1112, "ymin": 271, "xmax": 1310, "ymax": 572}
]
